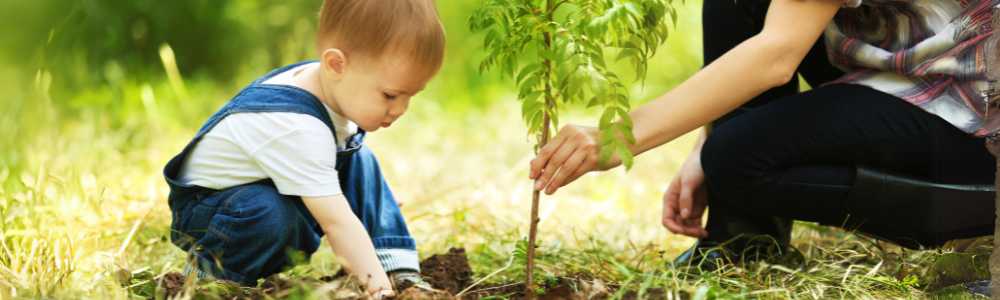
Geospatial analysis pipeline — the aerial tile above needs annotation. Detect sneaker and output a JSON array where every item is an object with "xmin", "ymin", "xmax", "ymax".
[
  {"xmin": 389, "ymin": 270, "xmax": 434, "ymax": 291},
  {"xmin": 182, "ymin": 260, "xmax": 215, "ymax": 281}
]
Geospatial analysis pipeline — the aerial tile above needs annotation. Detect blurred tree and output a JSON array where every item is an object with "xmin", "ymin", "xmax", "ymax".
[{"xmin": 0, "ymin": 1, "xmax": 317, "ymax": 89}]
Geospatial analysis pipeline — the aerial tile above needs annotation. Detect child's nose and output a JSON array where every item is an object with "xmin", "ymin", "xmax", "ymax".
[{"xmin": 388, "ymin": 99, "xmax": 409, "ymax": 118}]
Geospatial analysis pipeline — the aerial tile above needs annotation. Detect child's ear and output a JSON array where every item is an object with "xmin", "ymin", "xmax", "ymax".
[{"xmin": 320, "ymin": 48, "xmax": 348, "ymax": 78}]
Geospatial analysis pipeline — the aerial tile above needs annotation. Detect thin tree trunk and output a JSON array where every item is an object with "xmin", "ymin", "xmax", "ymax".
[
  {"xmin": 525, "ymin": 77, "xmax": 552, "ymax": 300},
  {"xmin": 526, "ymin": 1, "xmax": 556, "ymax": 299}
]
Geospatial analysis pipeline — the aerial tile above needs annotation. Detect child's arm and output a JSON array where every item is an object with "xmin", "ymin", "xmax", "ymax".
[{"xmin": 301, "ymin": 195, "xmax": 393, "ymax": 296}]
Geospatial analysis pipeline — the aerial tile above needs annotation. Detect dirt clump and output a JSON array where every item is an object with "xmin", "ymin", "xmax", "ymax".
[
  {"xmin": 621, "ymin": 288, "xmax": 671, "ymax": 300},
  {"xmin": 420, "ymin": 248, "xmax": 474, "ymax": 294},
  {"xmin": 395, "ymin": 286, "xmax": 455, "ymax": 300},
  {"xmin": 540, "ymin": 281, "xmax": 578, "ymax": 300},
  {"xmin": 158, "ymin": 272, "xmax": 187, "ymax": 299}
]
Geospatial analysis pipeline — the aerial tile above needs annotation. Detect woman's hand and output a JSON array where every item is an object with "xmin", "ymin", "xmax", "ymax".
[
  {"xmin": 529, "ymin": 125, "xmax": 619, "ymax": 195},
  {"xmin": 662, "ymin": 146, "xmax": 709, "ymax": 238}
]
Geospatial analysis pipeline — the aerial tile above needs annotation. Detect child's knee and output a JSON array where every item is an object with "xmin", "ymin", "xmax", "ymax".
[
  {"xmin": 186, "ymin": 184, "xmax": 314, "ymax": 247},
  {"xmin": 186, "ymin": 184, "xmax": 321, "ymax": 280},
  {"xmin": 221, "ymin": 184, "xmax": 309, "ymax": 237}
]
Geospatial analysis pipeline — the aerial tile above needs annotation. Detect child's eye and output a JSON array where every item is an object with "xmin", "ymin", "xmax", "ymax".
[{"xmin": 383, "ymin": 93, "xmax": 398, "ymax": 100}]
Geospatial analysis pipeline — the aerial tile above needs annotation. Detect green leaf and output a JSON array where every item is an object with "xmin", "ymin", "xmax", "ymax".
[
  {"xmin": 615, "ymin": 48, "xmax": 640, "ymax": 63},
  {"xmin": 586, "ymin": 96, "xmax": 600, "ymax": 108},
  {"xmin": 599, "ymin": 107, "xmax": 615, "ymax": 129},
  {"xmin": 521, "ymin": 74, "xmax": 542, "ymax": 94},
  {"xmin": 521, "ymin": 96, "xmax": 542, "ymax": 120},
  {"xmin": 502, "ymin": 54, "xmax": 518, "ymax": 78},
  {"xmin": 517, "ymin": 63, "xmax": 543, "ymax": 85},
  {"xmin": 619, "ymin": 142, "xmax": 635, "ymax": 169}
]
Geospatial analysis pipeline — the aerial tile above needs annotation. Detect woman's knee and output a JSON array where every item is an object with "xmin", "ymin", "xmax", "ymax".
[{"xmin": 701, "ymin": 122, "xmax": 762, "ymax": 185}]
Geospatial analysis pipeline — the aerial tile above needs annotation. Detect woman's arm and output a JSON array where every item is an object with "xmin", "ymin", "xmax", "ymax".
[
  {"xmin": 531, "ymin": 0, "xmax": 842, "ymax": 194},
  {"xmin": 629, "ymin": 0, "xmax": 841, "ymax": 153}
]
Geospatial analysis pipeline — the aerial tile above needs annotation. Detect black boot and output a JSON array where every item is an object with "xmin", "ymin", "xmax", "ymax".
[
  {"xmin": 672, "ymin": 199, "xmax": 795, "ymax": 271},
  {"xmin": 964, "ymin": 280, "xmax": 990, "ymax": 297},
  {"xmin": 672, "ymin": 234, "xmax": 803, "ymax": 272},
  {"xmin": 845, "ymin": 167, "xmax": 994, "ymax": 249},
  {"xmin": 671, "ymin": 240, "xmax": 731, "ymax": 271}
]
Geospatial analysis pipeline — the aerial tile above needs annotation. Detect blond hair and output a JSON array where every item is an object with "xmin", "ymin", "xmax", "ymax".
[{"xmin": 317, "ymin": 0, "xmax": 446, "ymax": 74}]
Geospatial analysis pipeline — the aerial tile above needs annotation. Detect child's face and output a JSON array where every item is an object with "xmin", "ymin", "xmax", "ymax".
[{"xmin": 320, "ymin": 51, "xmax": 435, "ymax": 132}]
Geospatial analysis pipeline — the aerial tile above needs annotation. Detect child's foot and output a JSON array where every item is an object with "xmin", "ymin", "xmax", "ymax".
[
  {"xmin": 389, "ymin": 270, "xmax": 434, "ymax": 291},
  {"xmin": 182, "ymin": 261, "xmax": 216, "ymax": 281}
]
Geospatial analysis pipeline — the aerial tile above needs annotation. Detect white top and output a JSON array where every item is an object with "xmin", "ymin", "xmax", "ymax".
[{"xmin": 179, "ymin": 83, "xmax": 358, "ymax": 197}]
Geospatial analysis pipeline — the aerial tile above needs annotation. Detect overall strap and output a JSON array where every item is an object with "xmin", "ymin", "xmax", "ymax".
[{"xmin": 164, "ymin": 61, "xmax": 352, "ymax": 188}]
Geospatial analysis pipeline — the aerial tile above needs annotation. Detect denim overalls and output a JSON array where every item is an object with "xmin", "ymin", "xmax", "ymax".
[{"xmin": 163, "ymin": 62, "xmax": 418, "ymax": 285}]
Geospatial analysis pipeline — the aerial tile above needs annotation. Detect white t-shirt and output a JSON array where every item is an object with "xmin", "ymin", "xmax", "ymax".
[{"xmin": 179, "ymin": 88, "xmax": 358, "ymax": 197}]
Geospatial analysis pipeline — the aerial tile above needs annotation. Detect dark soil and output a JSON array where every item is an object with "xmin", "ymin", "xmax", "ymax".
[
  {"xmin": 419, "ymin": 247, "xmax": 474, "ymax": 294},
  {"xmin": 158, "ymin": 272, "xmax": 187, "ymax": 299},
  {"xmin": 396, "ymin": 286, "xmax": 455, "ymax": 300}
]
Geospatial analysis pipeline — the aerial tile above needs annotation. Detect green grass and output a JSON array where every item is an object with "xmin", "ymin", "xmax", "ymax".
[{"xmin": 0, "ymin": 74, "xmax": 992, "ymax": 299}]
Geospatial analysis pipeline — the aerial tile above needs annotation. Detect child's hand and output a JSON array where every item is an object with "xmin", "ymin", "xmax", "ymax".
[
  {"xmin": 530, "ymin": 125, "xmax": 620, "ymax": 195},
  {"xmin": 370, "ymin": 288, "xmax": 395, "ymax": 300},
  {"xmin": 301, "ymin": 195, "xmax": 394, "ymax": 295}
]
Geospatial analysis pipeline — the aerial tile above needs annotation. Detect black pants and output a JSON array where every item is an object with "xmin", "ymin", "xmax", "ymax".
[{"xmin": 699, "ymin": 0, "xmax": 995, "ymax": 249}]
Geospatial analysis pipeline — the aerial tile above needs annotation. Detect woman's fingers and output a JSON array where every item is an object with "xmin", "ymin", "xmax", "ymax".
[
  {"xmin": 663, "ymin": 178, "xmax": 708, "ymax": 237},
  {"xmin": 662, "ymin": 178, "xmax": 680, "ymax": 226},
  {"xmin": 677, "ymin": 193, "xmax": 708, "ymax": 238},
  {"xmin": 531, "ymin": 126, "xmax": 601, "ymax": 194},
  {"xmin": 560, "ymin": 163, "xmax": 593, "ymax": 192},
  {"xmin": 662, "ymin": 179, "xmax": 683, "ymax": 231},
  {"xmin": 535, "ymin": 140, "xmax": 575, "ymax": 191},
  {"xmin": 678, "ymin": 180, "xmax": 696, "ymax": 219},
  {"xmin": 545, "ymin": 151, "xmax": 588, "ymax": 194},
  {"xmin": 663, "ymin": 217, "xmax": 686, "ymax": 235},
  {"xmin": 529, "ymin": 129, "xmax": 568, "ymax": 180},
  {"xmin": 666, "ymin": 215, "xmax": 706, "ymax": 238},
  {"xmin": 681, "ymin": 216, "xmax": 708, "ymax": 237}
]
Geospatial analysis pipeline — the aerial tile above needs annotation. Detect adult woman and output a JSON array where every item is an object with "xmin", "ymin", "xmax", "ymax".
[{"xmin": 530, "ymin": 0, "xmax": 997, "ymax": 268}]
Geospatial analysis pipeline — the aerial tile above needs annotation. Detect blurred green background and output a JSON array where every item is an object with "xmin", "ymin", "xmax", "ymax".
[{"xmin": 0, "ymin": 0, "xmax": 702, "ymax": 174}]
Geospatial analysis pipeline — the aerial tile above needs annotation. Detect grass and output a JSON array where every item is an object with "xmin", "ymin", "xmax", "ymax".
[{"xmin": 0, "ymin": 74, "xmax": 992, "ymax": 299}]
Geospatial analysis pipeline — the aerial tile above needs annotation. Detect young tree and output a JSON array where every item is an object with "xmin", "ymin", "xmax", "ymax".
[{"xmin": 470, "ymin": 0, "xmax": 678, "ymax": 296}]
